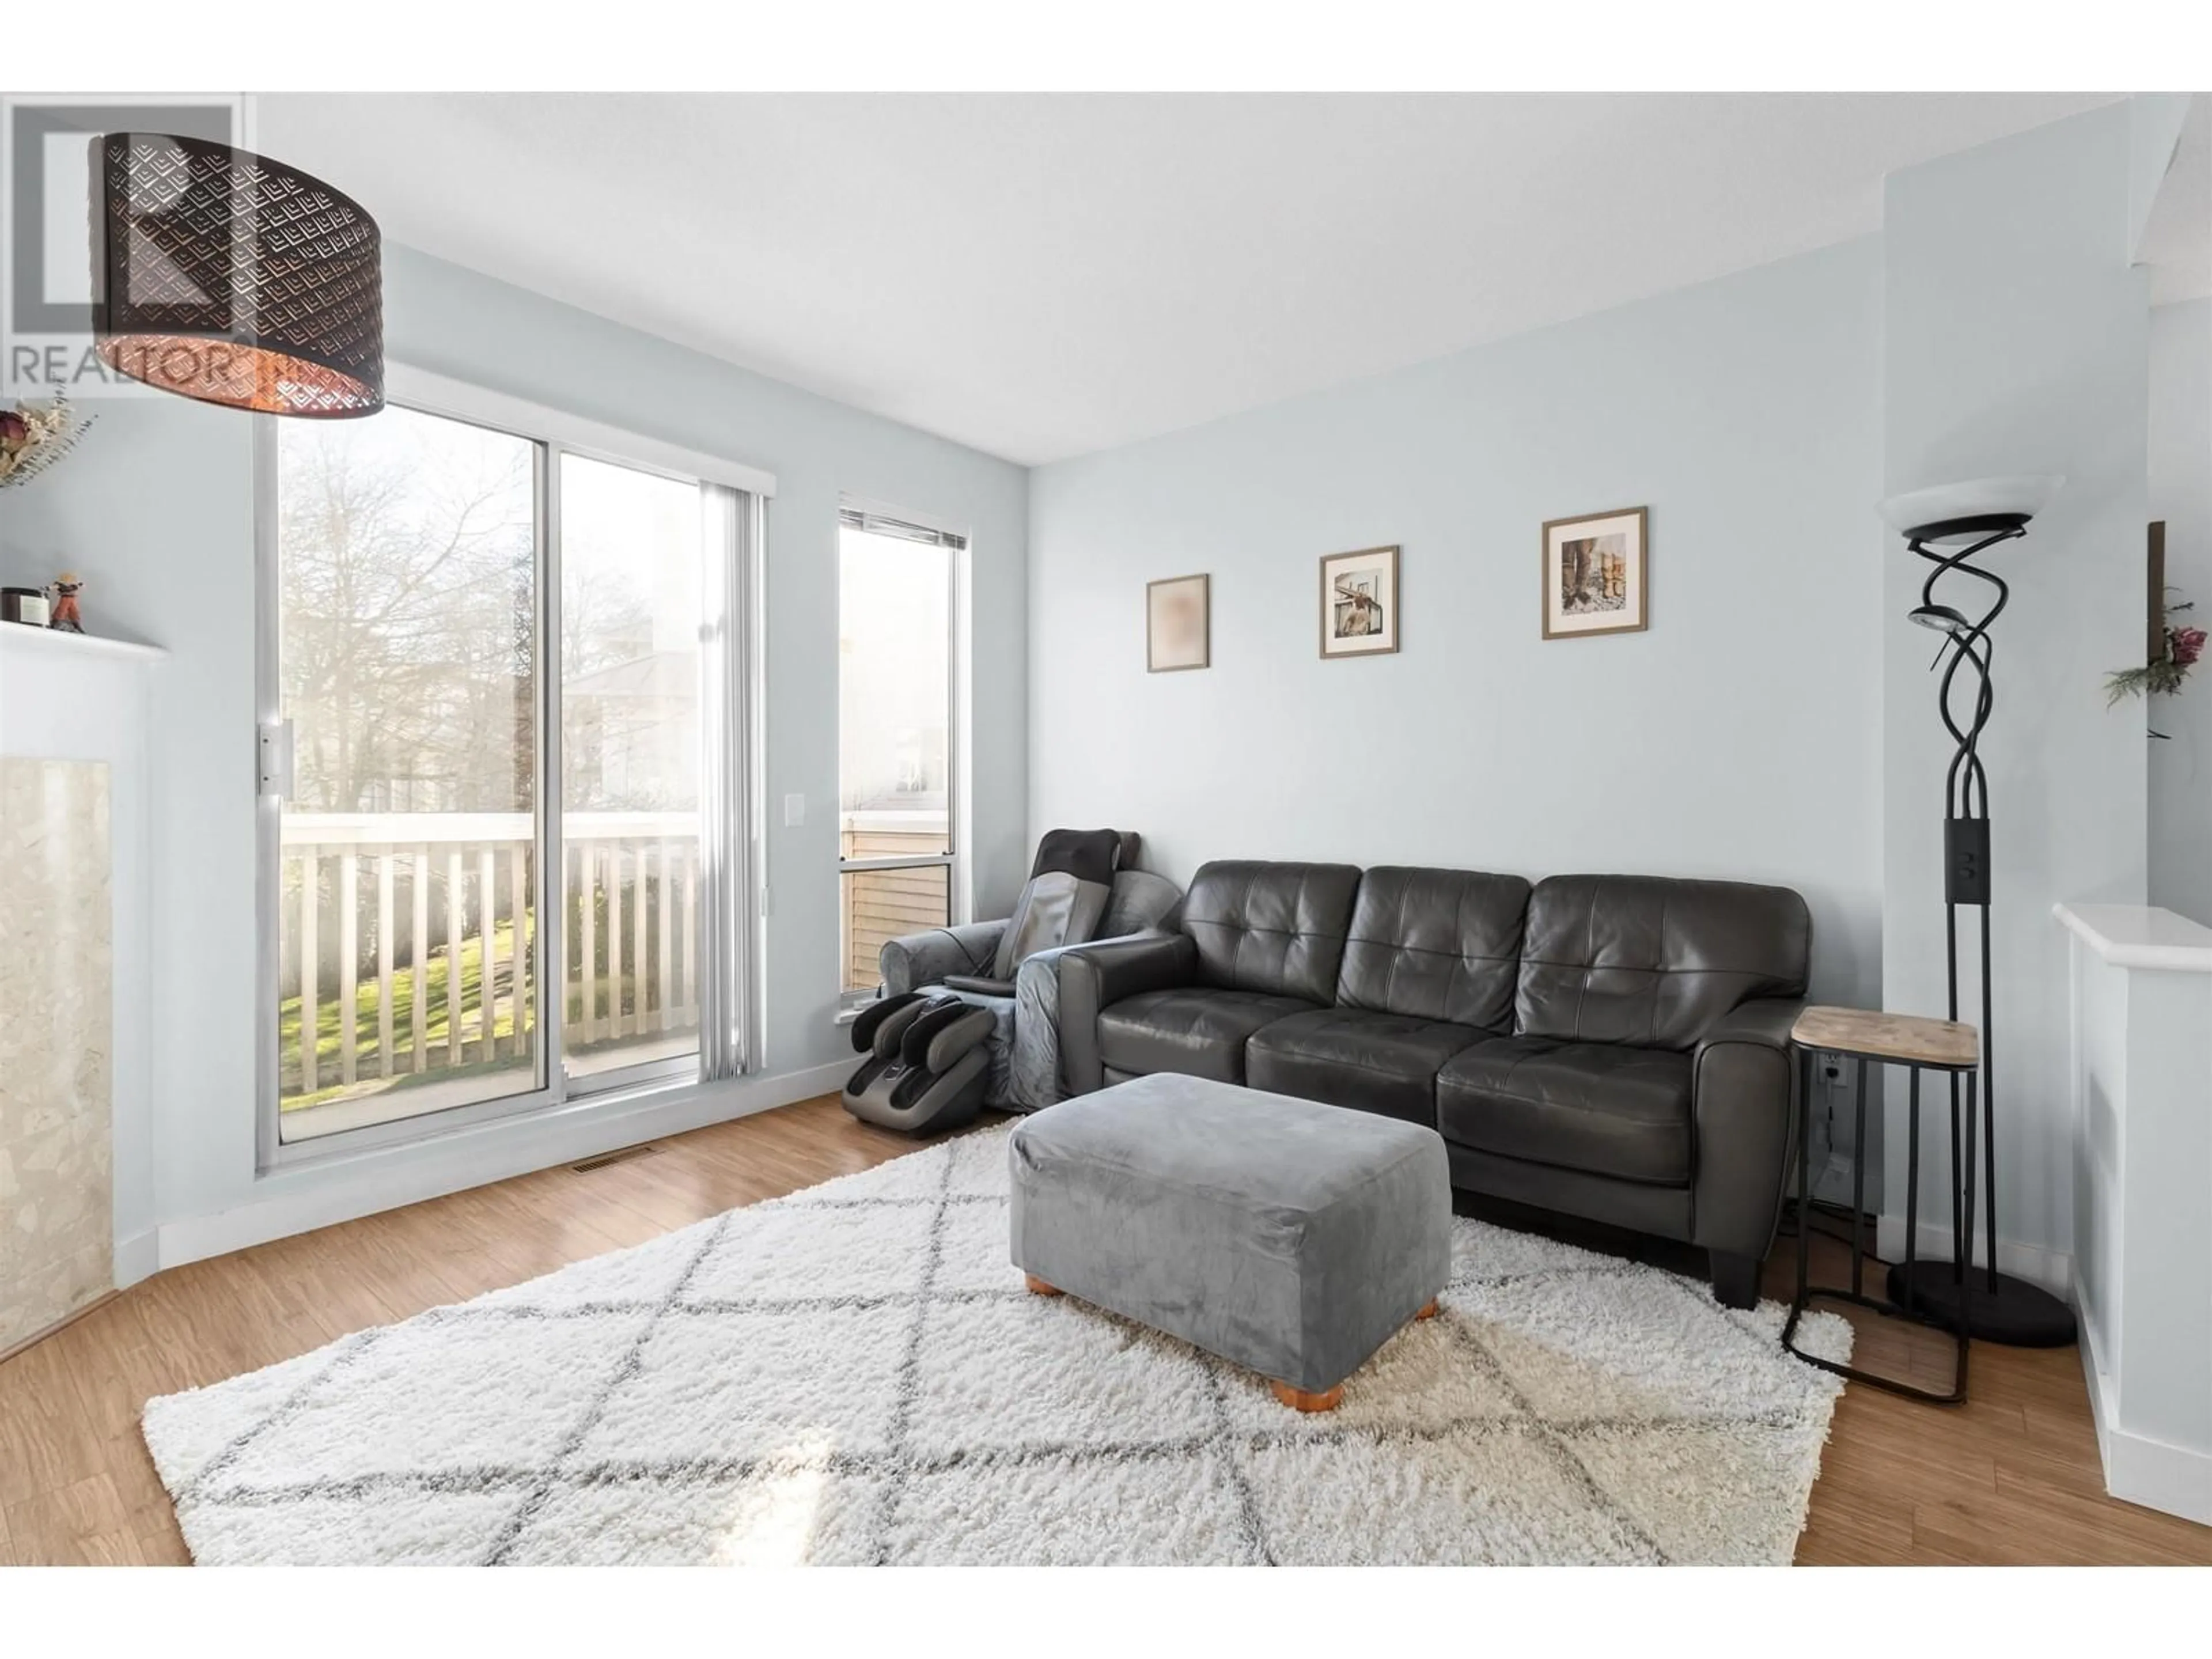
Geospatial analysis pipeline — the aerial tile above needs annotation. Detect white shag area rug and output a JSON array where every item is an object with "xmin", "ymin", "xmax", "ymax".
[{"xmin": 143, "ymin": 1124, "xmax": 1851, "ymax": 1565}]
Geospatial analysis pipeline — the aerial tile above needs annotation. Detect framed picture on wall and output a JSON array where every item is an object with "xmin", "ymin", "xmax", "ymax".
[
  {"xmin": 1319, "ymin": 545, "xmax": 1400, "ymax": 659},
  {"xmin": 1146, "ymin": 573, "xmax": 1211, "ymax": 672},
  {"xmin": 1542, "ymin": 506, "xmax": 1648, "ymax": 639}
]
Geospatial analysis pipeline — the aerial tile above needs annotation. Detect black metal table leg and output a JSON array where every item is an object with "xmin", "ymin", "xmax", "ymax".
[
  {"xmin": 1783, "ymin": 1049, "xmax": 1969, "ymax": 1406},
  {"xmin": 1849, "ymin": 1056, "xmax": 1868, "ymax": 1297},
  {"xmin": 1794, "ymin": 1047, "xmax": 1813, "ymax": 1301},
  {"xmin": 1902, "ymin": 1067, "xmax": 1921, "ymax": 1314},
  {"xmin": 1782, "ymin": 1045, "xmax": 1816, "ymax": 1359}
]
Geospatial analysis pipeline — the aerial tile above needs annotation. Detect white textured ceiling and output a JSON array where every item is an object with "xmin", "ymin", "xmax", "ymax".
[{"xmin": 257, "ymin": 92, "xmax": 2125, "ymax": 465}]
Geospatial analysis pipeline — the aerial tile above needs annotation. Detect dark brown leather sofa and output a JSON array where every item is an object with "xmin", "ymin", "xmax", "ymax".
[{"xmin": 1057, "ymin": 859, "xmax": 1811, "ymax": 1308}]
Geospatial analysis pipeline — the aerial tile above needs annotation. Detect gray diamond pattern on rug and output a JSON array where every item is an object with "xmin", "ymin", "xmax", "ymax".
[{"xmin": 142, "ymin": 1126, "xmax": 1851, "ymax": 1565}]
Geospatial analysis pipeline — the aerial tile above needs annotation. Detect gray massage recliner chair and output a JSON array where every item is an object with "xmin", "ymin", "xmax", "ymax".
[
  {"xmin": 840, "ymin": 990, "xmax": 997, "ymax": 1135},
  {"xmin": 863, "ymin": 828, "xmax": 1184, "ymax": 1119}
]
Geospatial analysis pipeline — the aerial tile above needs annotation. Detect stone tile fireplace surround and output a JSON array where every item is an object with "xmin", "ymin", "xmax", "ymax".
[
  {"xmin": 0, "ymin": 758, "xmax": 113, "ymax": 1353},
  {"xmin": 0, "ymin": 624, "xmax": 161, "ymax": 1358}
]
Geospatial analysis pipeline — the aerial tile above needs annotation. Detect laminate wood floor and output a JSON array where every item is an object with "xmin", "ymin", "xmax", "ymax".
[{"xmin": 1, "ymin": 1095, "xmax": 2204, "ymax": 1566}]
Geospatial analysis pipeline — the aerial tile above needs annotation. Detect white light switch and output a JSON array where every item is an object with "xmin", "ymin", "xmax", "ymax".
[{"xmin": 783, "ymin": 793, "xmax": 805, "ymax": 827}]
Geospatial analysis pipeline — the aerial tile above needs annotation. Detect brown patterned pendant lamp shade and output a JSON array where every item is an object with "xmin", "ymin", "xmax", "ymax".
[{"xmin": 90, "ymin": 132, "xmax": 384, "ymax": 417}]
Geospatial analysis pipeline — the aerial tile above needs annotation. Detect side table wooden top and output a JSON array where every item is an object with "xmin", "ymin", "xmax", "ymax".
[{"xmin": 1791, "ymin": 1005, "xmax": 1979, "ymax": 1069}]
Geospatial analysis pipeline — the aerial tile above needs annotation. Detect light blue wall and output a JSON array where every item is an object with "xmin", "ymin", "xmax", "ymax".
[
  {"xmin": 1, "ymin": 244, "xmax": 1028, "ymax": 1237},
  {"xmin": 0, "ymin": 395, "xmax": 255, "ymax": 1241},
  {"xmin": 1880, "ymin": 102, "xmax": 2149, "ymax": 1274},
  {"xmin": 1029, "ymin": 238, "xmax": 1887, "ymax": 1013},
  {"xmin": 2149, "ymin": 298, "xmax": 2212, "ymax": 926}
]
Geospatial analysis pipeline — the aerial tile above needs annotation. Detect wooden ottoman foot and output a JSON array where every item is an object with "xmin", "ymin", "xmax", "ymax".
[
  {"xmin": 1270, "ymin": 1379, "xmax": 1344, "ymax": 1413},
  {"xmin": 1414, "ymin": 1298, "xmax": 1438, "ymax": 1320},
  {"xmin": 1024, "ymin": 1274, "xmax": 1063, "ymax": 1297}
]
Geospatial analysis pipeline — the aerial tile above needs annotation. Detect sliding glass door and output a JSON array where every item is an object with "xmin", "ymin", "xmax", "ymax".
[
  {"xmin": 558, "ymin": 453, "xmax": 705, "ymax": 1086},
  {"xmin": 266, "ymin": 389, "xmax": 756, "ymax": 1152},
  {"xmin": 274, "ymin": 407, "xmax": 544, "ymax": 1141}
]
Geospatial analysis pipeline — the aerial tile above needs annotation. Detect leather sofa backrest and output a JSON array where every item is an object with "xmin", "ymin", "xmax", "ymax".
[
  {"xmin": 1180, "ymin": 860, "xmax": 1362, "ymax": 1003},
  {"xmin": 1516, "ymin": 874, "xmax": 1810, "ymax": 1051},
  {"xmin": 1336, "ymin": 866, "xmax": 1533, "ymax": 1031}
]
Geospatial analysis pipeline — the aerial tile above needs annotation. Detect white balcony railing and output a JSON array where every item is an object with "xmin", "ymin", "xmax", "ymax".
[{"xmin": 280, "ymin": 810, "xmax": 700, "ymax": 1106}]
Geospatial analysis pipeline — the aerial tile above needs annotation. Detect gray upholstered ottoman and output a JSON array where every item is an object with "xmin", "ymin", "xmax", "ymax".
[{"xmin": 1007, "ymin": 1073, "xmax": 1452, "ymax": 1410}]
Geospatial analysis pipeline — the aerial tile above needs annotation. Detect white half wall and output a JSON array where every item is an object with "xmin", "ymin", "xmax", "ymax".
[
  {"xmin": 2149, "ymin": 298, "xmax": 2212, "ymax": 926},
  {"xmin": 1880, "ymin": 102, "xmax": 2151, "ymax": 1270},
  {"xmin": 1029, "ymin": 238, "xmax": 1885, "ymax": 1014}
]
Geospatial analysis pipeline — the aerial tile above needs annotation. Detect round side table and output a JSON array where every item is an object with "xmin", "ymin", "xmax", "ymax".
[{"xmin": 1782, "ymin": 1005, "xmax": 1979, "ymax": 1406}]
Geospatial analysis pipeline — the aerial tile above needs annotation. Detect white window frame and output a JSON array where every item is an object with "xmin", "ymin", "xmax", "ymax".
[
  {"xmin": 836, "ymin": 494, "xmax": 972, "ymax": 1011},
  {"xmin": 253, "ymin": 363, "xmax": 774, "ymax": 1171}
]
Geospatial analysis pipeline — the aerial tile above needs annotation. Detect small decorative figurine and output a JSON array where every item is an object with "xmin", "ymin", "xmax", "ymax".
[{"xmin": 47, "ymin": 572, "xmax": 84, "ymax": 633}]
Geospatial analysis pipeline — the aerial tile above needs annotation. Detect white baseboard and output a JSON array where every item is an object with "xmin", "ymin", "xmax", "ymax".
[
  {"xmin": 2077, "ymin": 1274, "xmax": 2212, "ymax": 1524},
  {"xmin": 155, "ymin": 1059, "xmax": 854, "ymax": 1271},
  {"xmin": 2103, "ymin": 1426, "xmax": 2212, "ymax": 1527},
  {"xmin": 113, "ymin": 1228, "xmax": 159, "ymax": 1290},
  {"xmin": 1873, "ymin": 1213, "xmax": 2073, "ymax": 1299}
]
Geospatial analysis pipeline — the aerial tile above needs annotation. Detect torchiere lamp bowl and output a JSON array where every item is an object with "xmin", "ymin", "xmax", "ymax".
[{"xmin": 1879, "ymin": 475, "xmax": 2063, "ymax": 541}]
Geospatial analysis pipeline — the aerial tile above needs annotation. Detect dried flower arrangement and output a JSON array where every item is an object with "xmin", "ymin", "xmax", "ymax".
[
  {"xmin": 2107, "ymin": 586, "xmax": 2202, "ymax": 737},
  {"xmin": 0, "ymin": 395, "xmax": 95, "ymax": 489}
]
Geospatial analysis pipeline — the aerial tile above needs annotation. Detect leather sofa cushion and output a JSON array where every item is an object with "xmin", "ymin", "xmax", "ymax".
[
  {"xmin": 1181, "ymin": 860, "xmax": 1362, "ymax": 1003},
  {"xmin": 1246, "ymin": 1007, "xmax": 1495, "ymax": 1126},
  {"xmin": 1515, "ymin": 874, "xmax": 1810, "ymax": 1051},
  {"xmin": 1096, "ymin": 987, "xmax": 1319, "ymax": 1085},
  {"xmin": 1436, "ymin": 1036, "xmax": 1692, "ymax": 1186},
  {"xmin": 1335, "ymin": 866, "xmax": 1532, "ymax": 1029}
]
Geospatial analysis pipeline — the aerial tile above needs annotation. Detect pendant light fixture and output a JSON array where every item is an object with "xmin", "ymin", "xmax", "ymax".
[{"xmin": 90, "ymin": 131, "xmax": 384, "ymax": 418}]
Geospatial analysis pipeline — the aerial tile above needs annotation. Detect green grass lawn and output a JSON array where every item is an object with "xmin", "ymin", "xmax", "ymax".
[
  {"xmin": 280, "ymin": 918, "xmax": 540, "ymax": 1110},
  {"xmin": 280, "ymin": 910, "xmax": 696, "ymax": 1112}
]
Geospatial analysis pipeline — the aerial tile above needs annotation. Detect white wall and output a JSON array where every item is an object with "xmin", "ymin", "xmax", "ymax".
[
  {"xmin": 2149, "ymin": 298, "xmax": 2212, "ymax": 925},
  {"xmin": 0, "ymin": 244, "xmax": 1027, "ymax": 1251},
  {"xmin": 1880, "ymin": 103, "xmax": 2150, "ymax": 1281},
  {"xmin": 1029, "ymin": 238, "xmax": 1886, "ymax": 1012}
]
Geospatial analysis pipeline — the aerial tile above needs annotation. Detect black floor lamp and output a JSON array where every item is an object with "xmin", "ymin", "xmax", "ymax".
[{"xmin": 1877, "ymin": 477, "xmax": 2077, "ymax": 1347}]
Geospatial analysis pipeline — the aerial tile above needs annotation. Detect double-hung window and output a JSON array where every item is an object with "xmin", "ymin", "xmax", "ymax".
[
  {"xmin": 261, "ymin": 369, "xmax": 768, "ymax": 1157},
  {"xmin": 836, "ymin": 502, "xmax": 967, "ymax": 1007}
]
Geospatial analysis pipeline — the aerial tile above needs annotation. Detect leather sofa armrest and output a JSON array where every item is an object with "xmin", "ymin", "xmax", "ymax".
[
  {"xmin": 1056, "ymin": 933, "xmax": 1200, "ymax": 1095},
  {"xmin": 879, "ymin": 919, "xmax": 1009, "ymax": 997},
  {"xmin": 1697, "ymin": 997, "xmax": 1805, "ymax": 1058},
  {"xmin": 1689, "ymin": 997, "xmax": 1807, "ymax": 1262}
]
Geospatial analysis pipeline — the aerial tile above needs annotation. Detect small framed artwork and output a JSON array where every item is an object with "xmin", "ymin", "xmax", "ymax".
[
  {"xmin": 1146, "ymin": 573, "xmax": 1211, "ymax": 672},
  {"xmin": 1542, "ymin": 507, "xmax": 1648, "ymax": 639},
  {"xmin": 1319, "ymin": 544, "xmax": 1400, "ymax": 659}
]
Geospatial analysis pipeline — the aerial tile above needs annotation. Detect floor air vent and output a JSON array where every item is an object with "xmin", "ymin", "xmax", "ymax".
[{"xmin": 570, "ymin": 1143, "xmax": 661, "ymax": 1174}]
